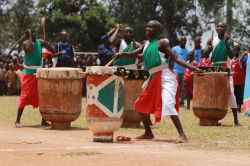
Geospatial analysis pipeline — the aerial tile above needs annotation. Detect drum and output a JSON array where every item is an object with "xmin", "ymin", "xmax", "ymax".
[
  {"xmin": 192, "ymin": 66, "xmax": 230, "ymax": 126},
  {"xmin": 116, "ymin": 68, "xmax": 149, "ymax": 128},
  {"xmin": 86, "ymin": 66, "xmax": 124, "ymax": 142},
  {"xmin": 36, "ymin": 68, "xmax": 84, "ymax": 130}
]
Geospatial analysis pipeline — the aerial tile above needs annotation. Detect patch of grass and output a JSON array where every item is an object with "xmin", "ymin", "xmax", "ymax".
[
  {"xmin": 63, "ymin": 151, "xmax": 101, "ymax": 157},
  {"xmin": 0, "ymin": 96, "xmax": 249, "ymax": 152}
]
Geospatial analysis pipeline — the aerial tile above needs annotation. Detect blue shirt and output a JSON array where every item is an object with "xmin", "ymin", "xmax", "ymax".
[
  {"xmin": 242, "ymin": 55, "xmax": 248, "ymax": 64},
  {"xmin": 97, "ymin": 44, "xmax": 115, "ymax": 66},
  {"xmin": 172, "ymin": 46, "xmax": 188, "ymax": 74},
  {"xmin": 194, "ymin": 48, "xmax": 202, "ymax": 63},
  {"xmin": 54, "ymin": 42, "xmax": 74, "ymax": 67}
]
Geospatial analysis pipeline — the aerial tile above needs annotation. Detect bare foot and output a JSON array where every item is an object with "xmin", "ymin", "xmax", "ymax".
[
  {"xmin": 41, "ymin": 121, "xmax": 50, "ymax": 127},
  {"xmin": 235, "ymin": 122, "xmax": 241, "ymax": 126},
  {"xmin": 175, "ymin": 135, "xmax": 188, "ymax": 143},
  {"xmin": 15, "ymin": 122, "xmax": 22, "ymax": 128},
  {"xmin": 135, "ymin": 133, "xmax": 154, "ymax": 140}
]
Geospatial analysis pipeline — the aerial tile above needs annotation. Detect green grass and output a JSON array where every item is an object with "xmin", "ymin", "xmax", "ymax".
[{"xmin": 0, "ymin": 96, "xmax": 249, "ymax": 151}]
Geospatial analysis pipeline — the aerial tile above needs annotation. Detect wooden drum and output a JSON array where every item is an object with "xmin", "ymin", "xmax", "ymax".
[
  {"xmin": 86, "ymin": 66, "xmax": 124, "ymax": 142},
  {"xmin": 36, "ymin": 68, "xmax": 84, "ymax": 130},
  {"xmin": 192, "ymin": 66, "xmax": 230, "ymax": 126},
  {"xmin": 116, "ymin": 68, "xmax": 149, "ymax": 128}
]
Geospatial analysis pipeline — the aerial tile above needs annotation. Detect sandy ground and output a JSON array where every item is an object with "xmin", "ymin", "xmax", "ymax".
[{"xmin": 0, "ymin": 123, "xmax": 249, "ymax": 166}]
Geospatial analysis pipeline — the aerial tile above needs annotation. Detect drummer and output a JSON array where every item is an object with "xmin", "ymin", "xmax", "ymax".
[
  {"xmin": 203, "ymin": 22, "xmax": 240, "ymax": 126},
  {"xmin": 109, "ymin": 24, "xmax": 141, "ymax": 69},
  {"xmin": 116, "ymin": 20, "xmax": 202, "ymax": 142},
  {"xmin": 15, "ymin": 27, "xmax": 55, "ymax": 127}
]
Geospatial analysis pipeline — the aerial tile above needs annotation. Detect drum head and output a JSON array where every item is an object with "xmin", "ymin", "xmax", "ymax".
[{"xmin": 36, "ymin": 67, "xmax": 84, "ymax": 79}]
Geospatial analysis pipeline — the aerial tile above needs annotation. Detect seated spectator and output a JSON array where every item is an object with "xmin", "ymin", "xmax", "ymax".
[{"xmin": 97, "ymin": 35, "xmax": 115, "ymax": 66}]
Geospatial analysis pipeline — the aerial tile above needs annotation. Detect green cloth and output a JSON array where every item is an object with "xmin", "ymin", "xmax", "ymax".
[
  {"xmin": 113, "ymin": 41, "xmax": 136, "ymax": 66},
  {"xmin": 143, "ymin": 37, "xmax": 162, "ymax": 70},
  {"xmin": 22, "ymin": 39, "xmax": 42, "ymax": 74},
  {"xmin": 211, "ymin": 37, "xmax": 231, "ymax": 66}
]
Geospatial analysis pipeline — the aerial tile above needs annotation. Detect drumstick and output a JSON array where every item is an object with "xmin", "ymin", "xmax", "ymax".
[
  {"xmin": 210, "ymin": 30, "xmax": 214, "ymax": 47},
  {"xmin": 229, "ymin": 38, "xmax": 242, "ymax": 45},
  {"xmin": 41, "ymin": 17, "xmax": 46, "ymax": 40},
  {"xmin": 8, "ymin": 34, "xmax": 26, "ymax": 56},
  {"xmin": 105, "ymin": 55, "xmax": 116, "ymax": 67}
]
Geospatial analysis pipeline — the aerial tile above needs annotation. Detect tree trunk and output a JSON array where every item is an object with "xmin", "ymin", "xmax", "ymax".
[{"xmin": 226, "ymin": 0, "xmax": 233, "ymax": 34}]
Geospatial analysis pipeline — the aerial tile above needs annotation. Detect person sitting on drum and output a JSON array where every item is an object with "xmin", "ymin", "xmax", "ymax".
[
  {"xmin": 109, "ymin": 24, "xmax": 141, "ymax": 69},
  {"xmin": 15, "ymin": 27, "xmax": 55, "ymax": 127},
  {"xmin": 184, "ymin": 51, "xmax": 198, "ymax": 110},
  {"xmin": 116, "ymin": 20, "xmax": 202, "ymax": 143},
  {"xmin": 203, "ymin": 21, "xmax": 240, "ymax": 126}
]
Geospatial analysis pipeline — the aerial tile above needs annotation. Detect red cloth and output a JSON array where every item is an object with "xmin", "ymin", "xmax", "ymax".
[
  {"xmin": 134, "ymin": 71, "xmax": 162, "ymax": 123},
  {"xmin": 18, "ymin": 72, "xmax": 39, "ymax": 108},
  {"xmin": 231, "ymin": 58, "xmax": 246, "ymax": 85},
  {"xmin": 134, "ymin": 71, "xmax": 179, "ymax": 123},
  {"xmin": 42, "ymin": 48, "xmax": 52, "ymax": 58},
  {"xmin": 199, "ymin": 58, "xmax": 212, "ymax": 66},
  {"xmin": 184, "ymin": 81, "xmax": 192, "ymax": 95},
  {"xmin": 184, "ymin": 61, "xmax": 197, "ymax": 95}
]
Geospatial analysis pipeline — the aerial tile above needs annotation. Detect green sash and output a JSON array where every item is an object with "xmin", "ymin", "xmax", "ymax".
[
  {"xmin": 143, "ymin": 37, "xmax": 162, "ymax": 70},
  {"xmin": 211, "ymin": 37, "xmax": 231, "ymax": 66},
  {"xmin": 113, "ymin": 41, "xmax": 136, "ymax": 66},
  {"xmin": 22, "ymin": 39, "xmax": 42, "ymax": 74}
]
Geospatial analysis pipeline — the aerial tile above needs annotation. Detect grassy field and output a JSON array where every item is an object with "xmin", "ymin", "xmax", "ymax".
[{"xmin": 0, "ymin": 96, "xmax": 249, "ymax": 151}]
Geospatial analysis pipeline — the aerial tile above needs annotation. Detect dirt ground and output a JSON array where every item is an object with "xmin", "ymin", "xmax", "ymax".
[{"xmin": 0, "ymin": 124, "xmax": 249, "ymax": 166}]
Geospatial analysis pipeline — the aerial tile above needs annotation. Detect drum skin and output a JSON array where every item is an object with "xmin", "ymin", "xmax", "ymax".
[
  {"xmin": 36, "ymin": 68, "xmax": 84, "ymax": 130},
  {"xmin": 86, "ymin": 66, "xmax": 124, "ymax": 142},
  {"xmin": 192, "ymin": 72, "xmax": 230, "ymax": 126}
]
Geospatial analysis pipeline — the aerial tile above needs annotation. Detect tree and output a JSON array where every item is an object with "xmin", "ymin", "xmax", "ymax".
[
  {"xmin": 0, "ymin": 0, "xmax": 34, "ymax": 53},
  {"xmin": 104, "ymin": 0, "xmax": 201, "ymax": 45},
  {"xmin": 37, "ymin": 0, "xmax": 115, "ymax": 51},
  {"xmin": 198, "ymin": 0, "xmax": 250, "ymax": 47}
]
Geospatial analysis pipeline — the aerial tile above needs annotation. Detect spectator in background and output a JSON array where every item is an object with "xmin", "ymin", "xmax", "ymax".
[
  {"xmin": 98, "ymin": 27, "xmax": 117, "ymax": 66},
  {"xmin": 0, "ymin": 62, "xmax": 6, "ymax": 95},
  {"xmin": 5, "ymin": 65, "xmax": 17, "ymax": 96},
  {"xmin": 231, "ymin": 44, "xmax": 246, "ymax": 113},
  {"xmin": 172, "ymin": 36, "xmax": 189, "ymax": 107},
  {"xmin": 53, "ymin": 31, "xmax": 75, "ymax": 67},
  {"xmin": 183, "ymin": 51, "xmax": 198, "ymax": 110},
  {"xmin": 193, "ymin": 36, "xmax": 203, "ymax": 64}
]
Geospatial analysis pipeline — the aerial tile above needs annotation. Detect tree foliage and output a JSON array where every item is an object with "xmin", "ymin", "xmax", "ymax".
[
  {"xmin": 0, "ymin": 0, "xmax": 34, "ymax": 52},
  {"xmin": 37, "ymin": 0, "xmax": 115, "ymax": 51},
  {"xmin": 1, "ymin": 0, "xmax": 249, "ymax": 52},
  {"xmin": 105, "ymin": 0, "xmax": 202, "ymax": 45}
]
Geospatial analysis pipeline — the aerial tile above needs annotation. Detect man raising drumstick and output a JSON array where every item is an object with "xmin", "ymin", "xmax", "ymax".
[{"xmin": 15, "ymin": 27, "xmax": 55, "ymax": 127}]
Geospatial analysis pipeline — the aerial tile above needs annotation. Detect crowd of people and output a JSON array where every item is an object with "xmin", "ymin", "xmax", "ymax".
[{"xmin": 0, "ymin": 53, "xmax": 100, "ymax": 96}]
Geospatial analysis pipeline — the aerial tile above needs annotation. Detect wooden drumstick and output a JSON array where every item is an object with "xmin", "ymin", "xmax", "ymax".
[
  {"xmin": 41, "ymin": 17, "xmax": 46, "ymax": 40},
  {"xmin": 8, "ymin": 34, "xmax": 26, "ymax": 56},
  {"xmin": 210, "ymin": 30, "xmax": 214, "ymax": 47},
  {"xmin": 229, "ymin": 38, "xmax": 242, "ymax": 45},
  {"xmin": 105, "ymin": 55, "xmax": 117, "ymax": 67}
]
